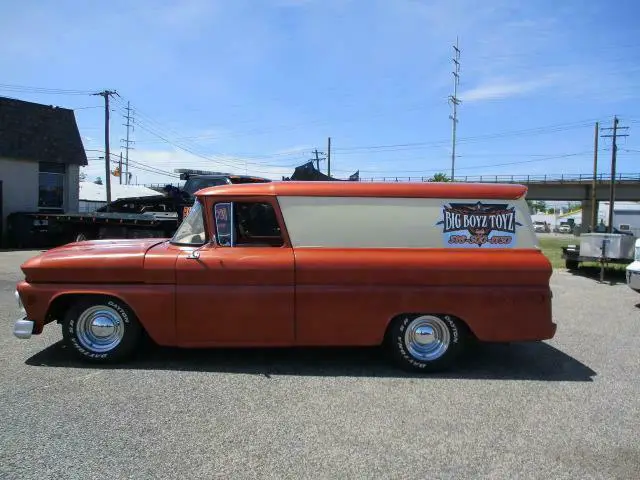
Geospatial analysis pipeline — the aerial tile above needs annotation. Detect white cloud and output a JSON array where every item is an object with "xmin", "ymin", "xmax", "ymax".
[
  {"xmin": 147, "ymin": 0, "xmax": 220, "ymax": 30},
  {"xmin": 272, "ymin": 145, "xmax": 312, "ymax": 155},
  {"xmin": 460, "ymin": 75, "xmax": 561, "ymax": 102}
]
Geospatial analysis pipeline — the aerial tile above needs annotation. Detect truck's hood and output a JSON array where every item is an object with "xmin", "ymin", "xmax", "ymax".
[{"xmin": 21, "ymin": 238, "xmax": 166, "ymax": 283}]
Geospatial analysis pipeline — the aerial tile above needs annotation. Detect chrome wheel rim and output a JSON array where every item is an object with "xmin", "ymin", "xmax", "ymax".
[
  {"xmin": 404, "ymin": 315, "xmax": 451, "ymax": 362},
  {"xmin": 76, "ymin": 305, "xmax": 125, "ymax": 353}
]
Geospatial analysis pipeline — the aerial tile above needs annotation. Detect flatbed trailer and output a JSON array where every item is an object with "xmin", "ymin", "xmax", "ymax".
[
  {"xmin": 6, "ymin": 210, "xmax": 178, "ymax": 248},
  {"xmin": 4, "ymin": 170, "xmax": 271, "ymax": 249}
]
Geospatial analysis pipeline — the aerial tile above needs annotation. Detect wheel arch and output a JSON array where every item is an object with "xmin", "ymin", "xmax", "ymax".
[{"xmin": 47, "ymin": 292, "xmax": 143, "ymax": 329}]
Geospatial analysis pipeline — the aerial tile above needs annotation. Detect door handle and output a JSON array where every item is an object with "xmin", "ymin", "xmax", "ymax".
[{"xmin": 186, "ymin": 250, "xmax": 200, "ymax": 260}]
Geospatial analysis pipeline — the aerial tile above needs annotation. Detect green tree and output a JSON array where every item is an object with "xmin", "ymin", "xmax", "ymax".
[
  {"xmin": 429, "ymin": 172, "xmax": 451, "ymax": 182},
  {"xmin": 526, "ymin": 200, "xmax": 547, "ymax": 213},
  {"xmin": 94, "ymin": 177, "xmax": 103, "ymax": 185}
]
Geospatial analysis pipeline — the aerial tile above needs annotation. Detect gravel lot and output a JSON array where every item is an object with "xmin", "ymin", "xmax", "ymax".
[{"xmin": 1, "ymin": 250, "xmax": 639, "ymax": 479}]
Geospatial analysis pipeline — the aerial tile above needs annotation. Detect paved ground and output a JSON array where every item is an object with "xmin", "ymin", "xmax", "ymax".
[{"xmin": 1, "ymin": 250, "xmax": 639, "ymax": 479}]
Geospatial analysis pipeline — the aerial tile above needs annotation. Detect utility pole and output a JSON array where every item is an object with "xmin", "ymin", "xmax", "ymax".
[
  {"xmin": 591, "ymin": 122, "xmax": 599, "ymax": 231},
  {"xmin": 313, "ymin": 149, "xmax": 320, "ymax": 171},
  {"xmin": 327, "ymin": 137, "xmax": 331, "ymax": 178},
  {"xmin": 92, "ymin": 89, "xmax": 118, "ymax": 207},
  {"xmin": 121, "ymin": 101, "xmax": 135, "ymax": 185},
  {"xmin": 311, "ymin": 149, "xmax": 326, "ymax": 172},
  {"xmin": 448, "ymin": 37, "xmax": 461, "ymax": 181},
  {"xmin": 119, "ymin": 152, "xmax": 123, "ymax": 185},
  {"xmin": 601, "ymin": 116, "xmax": 629, "ymax": 233}
]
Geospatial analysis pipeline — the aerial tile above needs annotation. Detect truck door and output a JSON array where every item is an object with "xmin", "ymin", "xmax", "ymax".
[{"xmin": 175, "ymin": 197, "xmax": 295, "ymax": 346}]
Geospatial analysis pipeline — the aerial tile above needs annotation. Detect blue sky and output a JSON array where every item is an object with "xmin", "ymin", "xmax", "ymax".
[{"xmin": 1, "ymin": 0, "xmax": 640, "ymax": 185}]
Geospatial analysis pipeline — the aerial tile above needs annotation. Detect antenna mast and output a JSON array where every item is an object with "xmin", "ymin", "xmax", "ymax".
[{"xmin": 448, "ymin": 37, "xmax": 461, "ymax": 181}]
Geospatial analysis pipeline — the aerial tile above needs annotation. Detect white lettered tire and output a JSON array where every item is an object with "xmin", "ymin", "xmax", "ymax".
[
  {"xmin": 388, "ymin": 314, "xmax": 467, "ymax": 372},
  {"xmin": 62, "ymin": 296, "xmax": 142, "ymax": 363}
]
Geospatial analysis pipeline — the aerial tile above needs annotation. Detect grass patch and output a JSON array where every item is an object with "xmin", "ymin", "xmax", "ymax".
[
  {"xmin": 538, "ymin": 237, "xmax": 574, "ymax": 269},
  {"xmin": 538, "ymin": 235, "xmax": 630, "ymax": 272}
]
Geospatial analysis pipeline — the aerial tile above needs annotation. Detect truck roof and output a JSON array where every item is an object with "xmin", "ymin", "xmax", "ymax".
[{"xmin": 195, "ymin": 181, "xmax": 528, "ymax": 199}]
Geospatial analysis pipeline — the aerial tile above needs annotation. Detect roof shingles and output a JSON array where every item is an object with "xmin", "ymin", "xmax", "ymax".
[{"xmin": 0, "ymin": 96, "xmax": 88, "ymax": 166}]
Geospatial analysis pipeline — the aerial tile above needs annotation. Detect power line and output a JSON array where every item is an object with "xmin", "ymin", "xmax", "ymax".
[
  {"xmin": 0, "ymin": 83, "xmax": 94, "ymax": 95},
  {"xmin": 330, "ymin": 152, "xmax": 593, "ymax": 174},
  {"xmin": 86, "ymin": 149, "xmax": 181, "ymax": 180},
  {"xmin": 87, "ymin": 156, "xmax": 180, "ymax": 179},
  {"xmin": 330, "ymin": 118, "xmax": 607, "ymax": 154},
  {"xmin": 113, "ymin": 96, "xmax": 309, "ymax": 173},
  {"xmin": 133, "ymin": 122, "xmax": 293, "ymax": 174}
]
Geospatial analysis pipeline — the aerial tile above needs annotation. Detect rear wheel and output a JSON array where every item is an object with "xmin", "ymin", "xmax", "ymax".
[
  {"xmin": 565, "ymin": 259, "xmax": 579, "ymax": 270},
  {"xmin": 62, "ymin": 296, "xmax": 142, "ymax": 363},
  {"xmin": 387, "ymin": 314, "xmax": 467, "ymax": 372}
]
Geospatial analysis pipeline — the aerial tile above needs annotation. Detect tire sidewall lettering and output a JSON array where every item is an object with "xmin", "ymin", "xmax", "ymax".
[
  {"xmin": 107, "ymin": 300, "xmax": 130, "ymax": 324},
  {"xmin": 443, "ymin": 315, "xmax": 459, "ymax": 345},
  {"xmin": 70, "ymin": 336, "xmax": 108, "ymax": 360},
  {"xmin": 68, "ymin": 299, "xmax": 129, "ymax": 359}
]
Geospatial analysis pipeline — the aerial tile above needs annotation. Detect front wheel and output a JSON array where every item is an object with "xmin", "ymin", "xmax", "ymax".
[
  {"xmin": 387, "ymin": 314, "xmax": 467, "ymax": 372},
  {"xmin": 62, "ymin": 296, "xmax": 142, "ymax": 363}
]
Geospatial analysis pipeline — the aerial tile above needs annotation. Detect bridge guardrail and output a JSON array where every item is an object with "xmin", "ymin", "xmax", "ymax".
[{"xmin": 359, "ymin": 173, "xmax": 640, "ymax": 184}]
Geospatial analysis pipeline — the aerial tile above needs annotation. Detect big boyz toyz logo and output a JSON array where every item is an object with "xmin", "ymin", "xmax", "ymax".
[{"xmin": 436, "ymin": 202, "xmax": 521, "ymax": 248}]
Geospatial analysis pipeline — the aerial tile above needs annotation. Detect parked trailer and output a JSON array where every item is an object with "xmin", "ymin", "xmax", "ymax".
[
  {"xmin": 561, "ymin": 232, "xmax": 636, "ymax": 270},
  {"xmin": 6, "ymin": 211, "xmax": 178, "ymax": 248},
  {"xmin": 4, "ymin": 172, "xmax": 272, "ymax": 249}
]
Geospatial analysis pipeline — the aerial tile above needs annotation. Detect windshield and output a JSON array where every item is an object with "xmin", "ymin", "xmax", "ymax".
[{"xmin": 171, "ymin": 199, "xmax": 206, "ymax": 245}]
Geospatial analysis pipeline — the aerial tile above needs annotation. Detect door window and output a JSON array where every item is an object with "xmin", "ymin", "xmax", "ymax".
[{"xmin": 214, "ymin": 201, "xmax": 284, "ymax": 247}]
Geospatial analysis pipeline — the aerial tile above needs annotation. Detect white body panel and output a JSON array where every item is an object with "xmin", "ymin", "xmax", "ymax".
[
  {"xmin": 625, "ymin": 239, "xmax": 640, "ymax": 292},
  {"xmin": 579, "ymin": 233, "xmax": 636, "ymax": 260},
  {"xmin": 277, "ymin": 196, "xmax": 538, "ymax": 249}
]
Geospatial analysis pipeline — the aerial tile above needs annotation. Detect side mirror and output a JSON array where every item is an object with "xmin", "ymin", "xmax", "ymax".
[{"xmin": 185, "ymin": 239, "xmax": 213, "ymax": 260}]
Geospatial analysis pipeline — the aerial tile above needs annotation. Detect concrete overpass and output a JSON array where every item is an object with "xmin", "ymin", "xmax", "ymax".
[
  {"xmin": 370, "ymin": 173, "xmax": 640, "ymax": 228},
  {"xmin": 451, "ymin": 173, "xmax": 640, "ymax": 201}
]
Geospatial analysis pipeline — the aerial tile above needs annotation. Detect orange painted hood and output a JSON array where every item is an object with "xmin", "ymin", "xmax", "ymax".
[{"xmin": 21, "ymin": 239, "xmax": 167, "ymax": 284}]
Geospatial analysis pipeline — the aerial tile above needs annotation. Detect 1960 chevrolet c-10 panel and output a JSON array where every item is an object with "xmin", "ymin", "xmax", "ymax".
[{"xmin": 14, "ymin": 181, "xmax": 555, "ymax": 372}]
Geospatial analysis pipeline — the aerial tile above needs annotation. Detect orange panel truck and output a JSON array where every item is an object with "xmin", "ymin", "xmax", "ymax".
[{"xmin": 13, "ymin": 181, "xmax": 555, "ymax": 372}]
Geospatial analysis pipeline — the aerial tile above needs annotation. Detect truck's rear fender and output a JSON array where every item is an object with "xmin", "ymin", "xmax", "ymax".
[{"xmin": 293, "ymin": 247, "xmax": 554, "ymax": 346}]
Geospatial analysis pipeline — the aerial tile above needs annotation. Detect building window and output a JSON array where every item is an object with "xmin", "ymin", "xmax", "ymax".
[{"xmin": 39, "ymin": 162, "xmax": 66, "ymax": 210}]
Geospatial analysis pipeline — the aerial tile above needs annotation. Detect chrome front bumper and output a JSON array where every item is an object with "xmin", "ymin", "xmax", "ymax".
[{"xmin": 14, "ymin": 319, "xmax": 35, "ymax": 339}]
